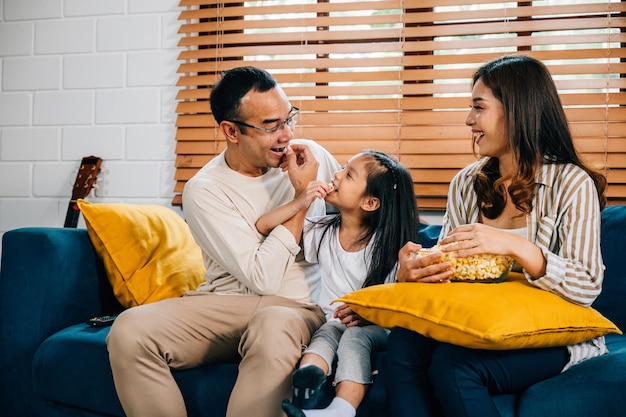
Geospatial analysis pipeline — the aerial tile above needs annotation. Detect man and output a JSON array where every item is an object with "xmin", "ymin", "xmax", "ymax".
[{"xmin": 107, "ymin": 66, "xmax": 340, "ymax": 417}]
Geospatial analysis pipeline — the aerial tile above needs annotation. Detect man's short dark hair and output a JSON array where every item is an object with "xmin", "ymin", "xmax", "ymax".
[{"xmin": 210, "ymin": 66, "xmax": 278, "ymax": 124}]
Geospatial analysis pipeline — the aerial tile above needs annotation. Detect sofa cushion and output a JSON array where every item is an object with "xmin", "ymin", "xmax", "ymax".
[
  {"xmin": 336, "ymin": 272, "xmax": 621, "ymax": 350},
  {"xmin": 32, "ymin": 324, "xmax": 239, "ymax": 417},
  {"xmin": 77, "ymin": 200, "xmax": 206, "ymax": 308},
  {"xmin": 516, "ymin": 334, "xmax": 626, "ymax": 417},
  {"xmin": 32, "ymin": 325, "xmax": 125, "ymax": 416}
]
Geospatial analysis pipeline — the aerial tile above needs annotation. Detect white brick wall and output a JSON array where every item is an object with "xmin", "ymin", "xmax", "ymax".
[{"xmin": 0, "ymin": 0, "xmax": 183, "ymax": 245}]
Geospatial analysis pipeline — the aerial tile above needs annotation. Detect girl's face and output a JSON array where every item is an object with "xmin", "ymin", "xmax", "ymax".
[
  {"xmin": 465, "ymin": 78, "xmax": 511, "ymax": 161},
  {"xmin": 325, "ymin": 154, "xmax": 373, "ymax": 212}
]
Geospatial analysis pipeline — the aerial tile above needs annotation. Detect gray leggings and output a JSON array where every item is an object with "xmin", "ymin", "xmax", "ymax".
[{"xmin": 304, "ymin": 321, "xmax": 389, "ymax": 385}]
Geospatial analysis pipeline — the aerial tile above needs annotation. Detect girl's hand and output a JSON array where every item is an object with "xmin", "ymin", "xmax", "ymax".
[
  {"xmin": 334, "ymin": 304, "xmax": 371, "ymax": 327},
  {"xmin": 294, "ymin": 180, "xmax": 332, "ymax": 210},
  {"xmin": 396, "ymin": 241, "xmax": 453, "ymax": 283}
]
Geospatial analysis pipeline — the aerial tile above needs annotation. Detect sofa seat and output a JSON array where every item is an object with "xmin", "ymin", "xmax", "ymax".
[
  {"xmin": 516, "ymin": 334, "xmax": 626, "ymax": 416},
  {"xmin": 29, "ymin": 255, "xmax": 626, "ymax": 417},
  {"xmin": 33, "ymin": 324, "xmax": 238, "ymax": 417},
  {"xmin": 32, "ymin": 322, "xmax": 387, "ymax": 417},
  {"xmin": 33, "ymin": 325, "xmax": 123, "ymax": 416}
]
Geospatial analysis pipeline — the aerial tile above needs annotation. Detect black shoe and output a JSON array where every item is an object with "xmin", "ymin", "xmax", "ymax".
[
  {"xmin": 282, "ymin": 399, "xmax": 306, "ymax": 417},
  {"xmin": 291, "ymin": 365, "xmax": 326, "ymax": 409}
]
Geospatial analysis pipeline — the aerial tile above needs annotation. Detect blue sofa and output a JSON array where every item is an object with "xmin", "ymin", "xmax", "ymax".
[{"xmin": 1, "ymin": 206, "xmax": 625, "ymax": 417}]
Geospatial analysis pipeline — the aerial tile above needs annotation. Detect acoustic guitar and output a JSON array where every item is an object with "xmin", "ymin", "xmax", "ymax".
[{"xmin": 64, "ymin": 156, "xmax": 102, "ymax": 228}]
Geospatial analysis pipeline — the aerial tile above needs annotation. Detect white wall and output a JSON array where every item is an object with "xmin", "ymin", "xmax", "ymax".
[
  {"xmin": 0, "ymin": 0, "xmax": 445, "ymax": 261},
  {"xmin": 0, "ymin": 0, "xmax": 183, "ymax": 245}
]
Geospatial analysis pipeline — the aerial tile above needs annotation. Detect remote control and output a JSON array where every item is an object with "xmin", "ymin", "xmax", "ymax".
[{"xmin": 86, "ymin": 314, "xmax": 119, "ymax": 327}]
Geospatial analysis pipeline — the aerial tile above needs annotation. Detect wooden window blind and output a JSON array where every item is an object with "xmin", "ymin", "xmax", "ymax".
[{"xmin": 174, "ymin": 0, "xmax": 626, "ymax": 209}]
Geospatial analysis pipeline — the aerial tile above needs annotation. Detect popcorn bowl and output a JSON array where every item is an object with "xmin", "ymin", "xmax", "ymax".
[{"xmin": 413, "ymin": 244, "xmax": 514, "ymax": 283}]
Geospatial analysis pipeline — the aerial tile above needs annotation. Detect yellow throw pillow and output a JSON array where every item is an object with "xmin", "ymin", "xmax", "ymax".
[
  {"xmin": 77, "ymin": 200, "xmax": 206, "ymax": 309},
  {"xmin": 335, "ymin": 272, "xmax": 621, "ymax": 350}
]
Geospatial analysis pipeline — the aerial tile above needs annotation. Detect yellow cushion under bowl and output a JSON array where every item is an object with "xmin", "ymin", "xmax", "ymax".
[{"xmin": 335, "ymin": 272, "xmax": 621, "ymax": 349}]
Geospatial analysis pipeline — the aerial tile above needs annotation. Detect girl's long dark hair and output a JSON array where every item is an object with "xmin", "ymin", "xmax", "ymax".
[
  {"xmin": 310, "ymin": 150, "xmax": 421, "ymax": 288},
  {"xmin": 472, "ymin": 55, "xmax": 607, "ymax": 217}
]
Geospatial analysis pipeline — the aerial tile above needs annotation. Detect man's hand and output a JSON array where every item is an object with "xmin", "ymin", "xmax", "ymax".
[{"xmin": 284, "ymin": 144, "xmax": 319, "ymax": 194}]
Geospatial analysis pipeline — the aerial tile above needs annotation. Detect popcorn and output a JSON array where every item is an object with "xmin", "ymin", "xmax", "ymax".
[
  {"xmin": 413, "ymin": 242, "xmax": 513, "ymax": 282},
  {"xmin": 328, "ymin": 182, "xmax": 336, "ymax": 192}
]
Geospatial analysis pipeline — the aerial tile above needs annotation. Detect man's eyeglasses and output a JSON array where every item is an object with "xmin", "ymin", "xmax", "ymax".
[{"xmin": 229, "ymin": 107, "xmax": 299, "ymax": 139}]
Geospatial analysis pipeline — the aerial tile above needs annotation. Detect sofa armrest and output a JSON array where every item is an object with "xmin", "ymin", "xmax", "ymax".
[{"xmin": 0, "ymin": 227, "xmax": 120, "ymax": 416}]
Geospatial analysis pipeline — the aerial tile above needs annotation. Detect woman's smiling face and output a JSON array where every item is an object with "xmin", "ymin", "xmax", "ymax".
[{"xmin": 465, "ymin": 78, "xmax": 510, "ymax": 161}]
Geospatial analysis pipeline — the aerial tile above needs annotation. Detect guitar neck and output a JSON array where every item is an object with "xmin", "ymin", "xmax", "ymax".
[
  {"xmin": 64, "ymin": 156, "xmax": 103, "ymax": 228},
  {"xmin": 64, "ymin": 200, "xmax": 81, "ymax": 228}
]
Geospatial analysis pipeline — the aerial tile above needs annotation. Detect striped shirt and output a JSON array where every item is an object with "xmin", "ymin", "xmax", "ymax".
[{"xmin": 441, "ymin": 158, "xmax": 607, "ymax": 371}]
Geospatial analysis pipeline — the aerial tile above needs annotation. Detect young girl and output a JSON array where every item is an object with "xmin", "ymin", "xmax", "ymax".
[
  {"xmin": 389, "ymin": 55, "xmax": 607, "ymax": 417},
  {"xmin": 256, "ymin": 149, "xmax": 420, "ymax": 417}
]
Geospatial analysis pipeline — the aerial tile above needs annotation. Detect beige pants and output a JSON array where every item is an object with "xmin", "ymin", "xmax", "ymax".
[{"xmin": 107, "ymin": 292, "xmax": 325, "ymax": 417}]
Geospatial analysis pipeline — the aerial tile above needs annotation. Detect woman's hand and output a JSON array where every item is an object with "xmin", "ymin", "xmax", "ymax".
[
  {"xmin": 439, "ymin": 223, "xmax": 515, "ymax": 257},
  {"xmin": 396, "ymin": 241, "xmax": 453, "ymax": 283},
  {"xmin": 439, "ymin": 223, "xmax": 547, "ymax": 278},
  {"xmin": 334, "ymin": 304, "xmax": 372, "ymax": 327}
]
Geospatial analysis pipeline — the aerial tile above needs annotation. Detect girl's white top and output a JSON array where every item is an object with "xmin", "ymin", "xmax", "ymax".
[{"xmin": 303, "ymin": 216, "xmax": 393, "ymax": 321}]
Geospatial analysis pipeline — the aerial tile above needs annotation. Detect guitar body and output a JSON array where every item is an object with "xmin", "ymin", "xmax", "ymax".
[{"xmin": 64, "ymin": 156, "xmax": 103, "ymax": 228}]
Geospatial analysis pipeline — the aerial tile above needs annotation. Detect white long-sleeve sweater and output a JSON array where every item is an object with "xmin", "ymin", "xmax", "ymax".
[{"xmin": 182, "ymin": 139, "xmax": 340, "ymax": 304}]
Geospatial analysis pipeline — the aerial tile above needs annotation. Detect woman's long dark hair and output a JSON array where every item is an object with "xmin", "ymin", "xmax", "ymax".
[
  {"xmin": 471, "ymin": 55, "xmax": 607, "ymax": 218},
  {"xmin": 309, "ymin": 150, "xmax": 421, "ymax": 288}
]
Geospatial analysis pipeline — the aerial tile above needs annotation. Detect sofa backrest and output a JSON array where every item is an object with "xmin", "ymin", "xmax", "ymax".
[
  {"xmin": 418, "ymin": 223, "xmax": 441, "ymax": 248},
  {"xmin": 593, "ymin": 205, "xmax": 626, "ymax": 332}
]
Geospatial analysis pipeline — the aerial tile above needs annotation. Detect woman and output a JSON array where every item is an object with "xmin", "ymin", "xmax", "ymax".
[{"xmin": 387, "ymin": 54, "xmax": 607, "ymax": 417}]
